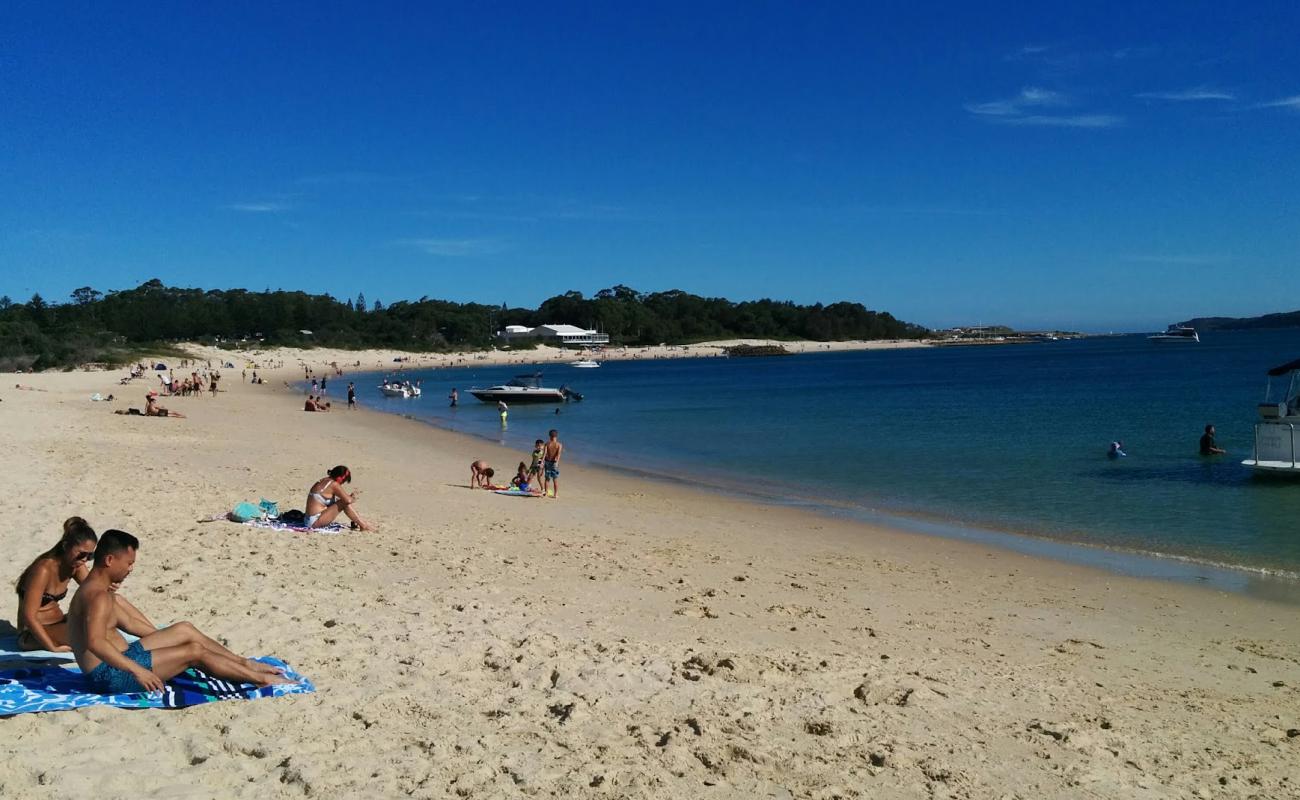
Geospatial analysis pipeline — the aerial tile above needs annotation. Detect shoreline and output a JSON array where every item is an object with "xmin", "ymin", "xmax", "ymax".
[
  {"xmin": 3, "ymin": 355, "xmax": 1299, "ymax": 797},
  {"xmin": 341, "ymin": 361, "xmax": 1300, "ymax": 604}
]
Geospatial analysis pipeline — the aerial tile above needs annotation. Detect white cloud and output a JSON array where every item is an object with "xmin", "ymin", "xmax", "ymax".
[
  {"xmin": 1258, "ymin": 94, "xmax": 1300, "ymax": 110},
  {"xmin": 1137, "ymin": 88, "xmax": 1235, "ymax": 101},
  {"xmin": 226, "ymin": 202, "xmax": 291, "ymax": 213},
  {"xmin": 400, "ymin": 238, "xmax": 504, "ymax": 257},
  {"xmin": 966, "ymin": 88, "xmax": 1120, "ymax": 128}
]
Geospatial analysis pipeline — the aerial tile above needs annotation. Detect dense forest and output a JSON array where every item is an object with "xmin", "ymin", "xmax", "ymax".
[{"xmin": 0, "ymin": 279, "xmax": 928, "ymax": 370}]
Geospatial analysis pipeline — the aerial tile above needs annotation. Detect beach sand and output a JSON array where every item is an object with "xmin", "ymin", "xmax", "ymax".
[{"xmin": 1, "ymin": 359, "xmax": 1298, "ymax": 799}]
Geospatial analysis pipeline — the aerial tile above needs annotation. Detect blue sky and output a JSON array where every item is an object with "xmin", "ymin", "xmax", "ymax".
[{"xmin": 2, "ymin": 2, "xmax": 1297, "ymax": 331}]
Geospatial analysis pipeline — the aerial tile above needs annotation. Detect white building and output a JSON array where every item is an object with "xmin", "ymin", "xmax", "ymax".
[{"xmin": 498, "ymin": 324, "xmax": 609, "ymax": 347}]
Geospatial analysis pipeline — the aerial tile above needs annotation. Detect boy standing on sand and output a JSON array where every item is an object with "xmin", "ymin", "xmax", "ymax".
[
  {"xmin": 528, "ymin": 439, "xmax": 545, "ymax": 486},
  {"xmin": 543, "ymin": 429, "xmax": 563, "ymax": 498},
  {"xmin": 68, "ymin": 530, "xmax": 289, "ymax": 693}
]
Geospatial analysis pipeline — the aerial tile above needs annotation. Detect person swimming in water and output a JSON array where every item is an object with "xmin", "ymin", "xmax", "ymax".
[{"xmin": 1108, "ymin": 441, "xmax": 1127, "ymax": 459}]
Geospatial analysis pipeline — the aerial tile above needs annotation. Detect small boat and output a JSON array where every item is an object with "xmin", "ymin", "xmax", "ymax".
[
  {"xmin": 469, "ymin": 373, "xmax": 581, "ymax": 404},
  {"xmin": 1147, "ymin": 324, "xmax": 1200, "ymax": 343},
  {"xmin": 379, "ymin": 380, "xmax": 421, "ymax": 398},
  {"xmin": 570, "ymin": 359, "xmax": 601, "ymax": 368},
  {"xmin": 1243, "ymin": 358, "xmax": 1300, "ymax": 475}
]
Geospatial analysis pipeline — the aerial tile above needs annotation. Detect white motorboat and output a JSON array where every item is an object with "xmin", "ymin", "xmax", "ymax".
[
  {"xmin": 570, "ymin": 359, "xmax": 601, "ymax": 368},
  {"xmin": 1148, "ymin": 324, "xmax": 1200, "ymax": 343},
  {"xmin": 1243, "ymin": 358, "xmax": 1300, "ymax": 475},
  {"xmin": 469, "ymin": 373, "xmax": 581, "ymax": 404},
  {"xmin": 379, "ymin": 381, "xmax": 421, "ymax": 398}
]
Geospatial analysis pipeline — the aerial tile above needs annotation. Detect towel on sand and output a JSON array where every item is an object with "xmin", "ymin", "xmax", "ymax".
[
  {"xmin": 494, "ymin": 488, "xmax": 543, "ymax": 498},
  {"xmin": 0, "ymin": 656, "xmax": 313, "ymax": 716},
  {"xmin": 241, "ymin": 518, "xmax": 346, "ymax": 534},
  {"xmin": 0, "ymin": 632, "xmax": 139, "ymax": 669}
]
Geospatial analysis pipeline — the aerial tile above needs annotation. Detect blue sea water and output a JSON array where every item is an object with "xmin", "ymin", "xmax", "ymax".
[{"xmin": 354, "ymin": 330, "xmax": 1300, "ymax": 591}]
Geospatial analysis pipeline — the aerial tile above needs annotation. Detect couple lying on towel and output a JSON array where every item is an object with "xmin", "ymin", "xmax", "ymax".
[{"xmin": 16, "ymin": 521, "xmax": 289, "ymax": 692}]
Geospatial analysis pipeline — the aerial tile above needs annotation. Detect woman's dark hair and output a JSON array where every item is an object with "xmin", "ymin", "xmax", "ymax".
[
  {"xmin": 15, "ymin": 517, "xmax": 98, "ymax": 594},
  {"xmin": 94, "ymin": 529, "xmax": 140, "ymax": 566},
  {"xmin": 328, "ymin": 465, "xmax": 351, "ymax": 483}
]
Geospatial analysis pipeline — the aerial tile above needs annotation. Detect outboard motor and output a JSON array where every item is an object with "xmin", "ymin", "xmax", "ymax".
[{"xmin": 560, "ymin": 386, "xmax": 583, "ymax": 402}]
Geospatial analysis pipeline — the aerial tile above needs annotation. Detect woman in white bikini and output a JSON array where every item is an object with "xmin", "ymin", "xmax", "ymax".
[{"xmin": 305, "ymin": 465, "xmax": 375, "ymax": 531}]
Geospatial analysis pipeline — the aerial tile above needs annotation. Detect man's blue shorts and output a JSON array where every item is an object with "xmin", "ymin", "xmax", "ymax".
[
  {"xmin": 544, "ymin": 460, "xmax": 559, "ymax": 479},
  {"xmin": 86, "ymin": 640, "xmax": 153, "ymax": 694}
]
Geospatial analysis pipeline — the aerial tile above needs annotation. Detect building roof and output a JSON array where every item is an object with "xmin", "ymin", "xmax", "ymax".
[{"xmin": 535, "ymin": 324, "xmax": 595, "ymax": 335}]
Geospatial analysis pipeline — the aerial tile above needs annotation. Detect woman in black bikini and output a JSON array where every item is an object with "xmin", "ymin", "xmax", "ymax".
[{"xmin": 14, "ymin": 517, "xmax": 152, "ymax": 652}]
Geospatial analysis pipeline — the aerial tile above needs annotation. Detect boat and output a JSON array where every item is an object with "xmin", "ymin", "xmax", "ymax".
[
  {"xmin": 570, "ymin": 359, "xmax": 601, "ymax": 368},
  {"xmin": 1147, "ymin": 324, "xmax": 1200, "ymax": 343},
  {"xmin": 469, "ymin": 373, "xmax": 582, "ymax": 404},
  {"xmin": 1243, "ymin": 358, "xmax": 1300, "ymax": 475},
  {"xmin": 379, "ymin": 380, "xmax": 421, "ymax": 398}
]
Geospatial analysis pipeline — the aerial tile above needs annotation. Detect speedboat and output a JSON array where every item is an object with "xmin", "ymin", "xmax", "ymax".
[
  {"xmin": 1243, "ymin": 358, "xmax": 1300, "ymax": 475},
  {"xmin": 570, "ymin": 359, "xmax": 601, "ymax": 368},
  {"xmin": 379, "ymin": 380, "xmax": 420, "ymax": 398},
  {"xmin": 469, "ymin": 373, "xmax": 581, "ymax": 404},
  {"xmin": 1148, "ymin": 324, "xmax": 1200, "ymax": 343}
]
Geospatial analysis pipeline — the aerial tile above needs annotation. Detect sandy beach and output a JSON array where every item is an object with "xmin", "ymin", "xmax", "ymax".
[{"xmin": 2, "ymin": 355, "xmax": 1298, "ymax": 800}]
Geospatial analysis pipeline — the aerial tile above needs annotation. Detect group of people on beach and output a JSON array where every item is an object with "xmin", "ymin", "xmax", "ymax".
[
  {"xmin": 470, "ymin": 429, "xmax": 564, "ymax": 497},
  {"xmin": 14, "ymin": 517, "xmax": 291, "ymax": 693}
]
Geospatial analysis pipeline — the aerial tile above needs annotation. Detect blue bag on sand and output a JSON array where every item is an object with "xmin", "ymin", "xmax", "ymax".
[
  {"xmin": 258, "ymin": 498, "xmax": 279, "ymax": 519},
  {"xmin": 230, "ymin": 502, "xmax": 262, "ymax": 522}
]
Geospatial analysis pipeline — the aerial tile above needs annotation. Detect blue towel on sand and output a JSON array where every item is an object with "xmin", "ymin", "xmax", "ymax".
[{"xmin": 0, "ymin": 657, "xmax": 313, "ymax": 716}]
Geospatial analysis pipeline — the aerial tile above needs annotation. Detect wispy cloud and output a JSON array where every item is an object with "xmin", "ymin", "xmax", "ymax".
[
  {"xmin": 966, "ymin": 87, "xmax": 1121, "ymax": 128},
  {"xmin": 1121, "ymin": 253, "xmax": 1229, "ymax": 266},
  {"xmin": 1137, "ymin": 87, "xmax": 1235, "ymax": 102},
  {"xmin": 398, "ymin": 238, "xmax": 505, "ymax": 257},
  {"xmin": 1257, "ymin": 94, "xmax": 1300, "ymax": 110},
  {"xmin": 225, "ymin": 202, "xmax": 291, "ymax": 213}
]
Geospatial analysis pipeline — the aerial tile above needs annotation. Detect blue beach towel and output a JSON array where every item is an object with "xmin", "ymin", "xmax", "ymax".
[
  {"xmin": 494, "ymin": 488, "xmax": 543, "ymax": 498},
  {"xmin": 0, "ymin": 656, "xmax": 313, "ymax": 716}
]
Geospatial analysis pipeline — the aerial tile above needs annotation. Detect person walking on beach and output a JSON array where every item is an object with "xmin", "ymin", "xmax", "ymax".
[
  {"xmin": 542, "ymin": 429, "xmax": 563, "ymax": 498},
  {"xmin": 1200, "ymin": 424, "xmax": 1225, "ymax": 455},
  {"xmin": 347, "ymin": 382, "xmax": 356, "ymax": 409},
  {"xmin": 449, "ymin": 388, "xmax": 458, "ymax": 408}
]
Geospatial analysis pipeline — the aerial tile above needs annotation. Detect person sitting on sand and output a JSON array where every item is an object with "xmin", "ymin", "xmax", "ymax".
[
  {"xmin": 509, "ymin": 462, "xmax": 540, "ymax": 494},
  {"xmin": 304, "ymin": 396, "xmax": 330, "ymax": 412},
  {"xmin": 14, "ymin": 517, "xmax": 153, "ymax": 652},
  {"xmin": 305, "ymin": 465, "xmax": 374, "ymax": 530},
  {"xmin": 68, "ymin": 529, "xmax": 290, "ymax": 693},
  {"xmin": 144, "ymin": 391, "xmax": 184, "ymax": 418},
  {"xmin": 469, "ymin": 460, "xmax": 506, "ymax": 490}
]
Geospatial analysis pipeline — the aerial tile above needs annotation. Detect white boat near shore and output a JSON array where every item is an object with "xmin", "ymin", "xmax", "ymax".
[{"xmin": 1243, "ymin": 358, "xmax": 1300, "ymax": 475}]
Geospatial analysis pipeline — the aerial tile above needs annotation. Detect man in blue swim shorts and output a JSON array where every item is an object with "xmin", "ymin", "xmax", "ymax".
[
  {"xmin": 69, "ymin": 530, "xmax": 292, "ymax": 693},
  {"xmin": 542, "ymin": 428, "xmax": 563, "ymax": 499}
]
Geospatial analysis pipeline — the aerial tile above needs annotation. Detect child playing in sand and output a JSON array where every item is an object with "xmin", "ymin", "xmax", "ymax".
[
  {"xmin": 509, "ymin": 462, "xmax": 541, "ymax": 494},
  {"xmin": 470, "ymin": 460, "xmax": 506, "ymax": 490}
]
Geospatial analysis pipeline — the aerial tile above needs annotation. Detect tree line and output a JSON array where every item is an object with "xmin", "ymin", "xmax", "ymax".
[{"xmin": 0, "ymin": 279, "xmax": 928, "ymax": 370}]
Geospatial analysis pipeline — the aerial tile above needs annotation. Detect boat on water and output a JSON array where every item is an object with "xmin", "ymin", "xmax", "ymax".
[
  {"xmin": 379, "ymin": 380, "xmax": 421, "ymax": 398},
  {"xmin": 469, "ymin": 373, "xmax": 582, "ymax": 404},
  {"xmin": 1243, "ymin": 358, "xmax": 1300, "ymax": 475},
  {"xmin": 1148, "ymin": 324, "xmax": 1200, "ymax": 343},
  {"xmin": 570, "ymin": 359, "xmax": 601, "ymax": 368}
]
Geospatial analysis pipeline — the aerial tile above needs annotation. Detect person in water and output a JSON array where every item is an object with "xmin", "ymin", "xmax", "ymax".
[
  {"xmin": 449, "ymin": 388, "xmax": 458, "ymax": 408},
  {"xmin": 1199, "ymin": 424, "xmax": 1225, "ymax": 455},
  {"xmin": 68, "ymin": 529, "xmax": 290, "ymax": 693},
  {"xmin": 1108, "ymin": 441, "xmax": 1127, "ymax": 459},
  {"xmin": 305, "ymin": 465, "xmax": 375, "ymax": 530},
  {"xmin": 497, "ymin": 400, "xmax": 508, "ymax": 427},
  {"xmin": 14, "ymin": 517, "xmax": 152, "ymax": 652}
]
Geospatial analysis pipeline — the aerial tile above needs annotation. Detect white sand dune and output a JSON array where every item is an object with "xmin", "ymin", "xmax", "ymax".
[{"xmin": 1, "ymin": 355, "xmax": 1297, "ymax": 799}]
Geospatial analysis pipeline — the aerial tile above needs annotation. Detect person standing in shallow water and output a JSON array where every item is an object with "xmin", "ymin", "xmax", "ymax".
[
  {"xmin": 1200, "ymin": 424, "xmax": 1225, "ymax": 455},
  {"xmin": 347, "ymin": 382, "xmax": 356, "ymax": 409},
  {"xmin": 449, "ymin": 388, "xmax": 458, "ymax": 408}
]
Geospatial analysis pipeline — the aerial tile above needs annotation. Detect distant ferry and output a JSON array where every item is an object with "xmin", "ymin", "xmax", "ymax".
[
  {"xmin": 1243, "ymin": 358, "xmax": 1300, "ymax": 476},
  {"xmin": 1147, "ymin": 325, "xmax": 1200, "ymax": 343}
]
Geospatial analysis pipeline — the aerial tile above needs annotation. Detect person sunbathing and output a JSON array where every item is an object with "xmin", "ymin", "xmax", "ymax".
[
  {"xmin": 14, "ymin": 517, "xmax": 152, "ymax": 652},
  {"xmin": 68, "ymin": 530, "xmax": 290, "ymax": 693},
  {"xmin": 145, "ymin": 391, "xmax": 185, "ymax": 418},
  {"xmin": 305, "ymin": 465, "xmax": 374, "ymax": 530}
]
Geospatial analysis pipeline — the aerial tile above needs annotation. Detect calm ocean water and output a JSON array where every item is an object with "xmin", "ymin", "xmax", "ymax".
[{"xmin": 352, "ymin": 330, "xmax": 1300, "ymax": 592}]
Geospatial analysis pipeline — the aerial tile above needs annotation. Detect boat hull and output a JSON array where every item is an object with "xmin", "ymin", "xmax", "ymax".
[{"xmin": 469, "ymin": 389, "xmax": 567, "ymax": 404}]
